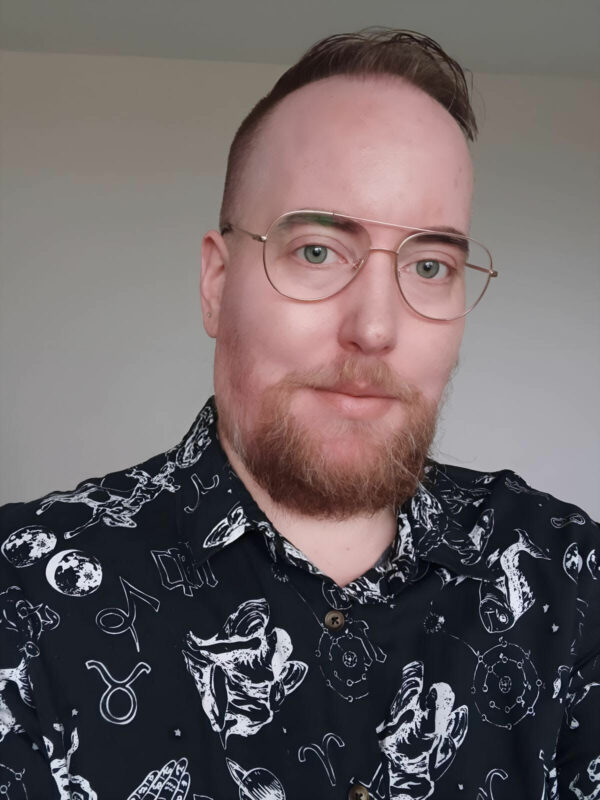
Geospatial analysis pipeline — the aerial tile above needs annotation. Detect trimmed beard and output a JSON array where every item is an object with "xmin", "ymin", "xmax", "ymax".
[{"xmin": 216, "ymin": 356, "xmax": 439, "ymax": 520}]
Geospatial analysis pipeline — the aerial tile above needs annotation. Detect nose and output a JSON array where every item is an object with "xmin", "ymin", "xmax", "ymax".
[{"xmin": 336, "ymin": 247, "xmax": 404, "ymax": 356}]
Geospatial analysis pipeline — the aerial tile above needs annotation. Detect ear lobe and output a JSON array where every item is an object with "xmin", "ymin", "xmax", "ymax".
[{"xmin": 200, "ymin": 230, "xmax": 228, "ymax": 337}]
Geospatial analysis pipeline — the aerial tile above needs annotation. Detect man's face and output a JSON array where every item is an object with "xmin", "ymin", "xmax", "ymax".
[{"xmin": 202, "ymin": 76, "xmax": 473, "ymax": 517}]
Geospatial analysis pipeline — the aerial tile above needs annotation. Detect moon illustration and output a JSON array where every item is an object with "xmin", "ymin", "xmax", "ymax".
[
  {"xmin": 1, "ymin": 526, "xmax": 57, "ymax": 567},
  {"xmin": 226, "ymin": 758, "xmax": 286, "ymax": 800},
  {"xmin": 563, "ymin": 542, "xmax": 582, "ymax": 583},
  {"xmin": 587, "ymin": 549, "xmax": 599, "ymax": 580},
  {"xmin": 45, "ymin": 549, "xmax": 103, "ymax": 596}
]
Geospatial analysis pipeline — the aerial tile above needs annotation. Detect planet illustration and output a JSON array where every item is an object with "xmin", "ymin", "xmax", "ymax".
[
  {"xmin": 226, "ymin": 758, "xmax": 286, "ymax": 800},
  {"xmin": 1, "ymin": 526, "xmax": 57, "ymax": 567},
  {"xmin": 45, "ymin": 549, "xmax": 103, "ymax": 596},
  {"xmin": 563, "ymin": 542, "xmax": 582, "ymax": 583}
]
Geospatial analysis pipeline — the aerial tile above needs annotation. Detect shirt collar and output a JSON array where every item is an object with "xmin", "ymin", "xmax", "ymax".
[{"xmin": 172, "ymin": 398, "xmax": 499, "ymax": 602}]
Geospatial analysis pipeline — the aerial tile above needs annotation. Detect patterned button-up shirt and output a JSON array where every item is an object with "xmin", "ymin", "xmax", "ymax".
[{"xmin": 0, "ymin": 398, "xmax": 598, "ymax": 799}]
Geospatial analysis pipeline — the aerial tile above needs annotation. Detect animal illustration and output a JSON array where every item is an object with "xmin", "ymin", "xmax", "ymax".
[
  {"xmin": 36, "ymin": 463, "xmax": 178, "ymax": 538},
  {"xmin": 479, "ymin": 528, "xmax": 549, "ymax": 633}
]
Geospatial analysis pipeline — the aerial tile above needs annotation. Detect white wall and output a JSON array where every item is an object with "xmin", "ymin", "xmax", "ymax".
[{"xmin": 1, "ymin": 51, "xmax": 598, "ymax": 516}]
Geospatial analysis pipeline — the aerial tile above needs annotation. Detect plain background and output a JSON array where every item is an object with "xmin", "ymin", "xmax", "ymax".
[{"xmin": 1, "ymin": 47, "xmax": 599, "ymax": 516}]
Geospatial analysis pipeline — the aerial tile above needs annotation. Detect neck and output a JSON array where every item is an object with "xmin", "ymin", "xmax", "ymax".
[{"xmin": 220, "ymin": 432, "xmax": 397, "ymax": 587}]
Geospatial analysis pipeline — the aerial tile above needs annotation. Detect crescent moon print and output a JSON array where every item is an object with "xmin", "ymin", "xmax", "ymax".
[
  {"xmin": 127, "ymin": 757, "xmax": 191, "ymax": 800},
  {"xmin": 182, "ymin": 598, "xmax": 307, "ymax": 746},
  {"xmin": 226, "ymin": 758, "xmax": 286, "ymax": 800},
  {"xmin": 478, "ymin": 528, "xmax": 549, "ymax": 633},
  {"xmin": 45, "ymin": 550, "xmax": 102, "ymax": 596},
  {"xmin": 373, "ymin": 660, "xmax": 468, "ymax": 800},
  {"xmin": 1, "ymin": 525, "xmax": 57, "ymax": 567},
  {"xmin": 35, "ymin": 461, "xmax": 179, "ymax": 539}
]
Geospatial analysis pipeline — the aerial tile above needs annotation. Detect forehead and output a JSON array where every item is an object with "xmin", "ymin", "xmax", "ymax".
[{"xmin": 238, "ymin": 75, "xmax": 473, "ymax": 231}]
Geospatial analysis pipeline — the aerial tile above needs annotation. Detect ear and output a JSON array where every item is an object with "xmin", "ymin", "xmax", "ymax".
[{"xmin": 200, "ymin": 230, "xmax": 229, "ymax": 338}]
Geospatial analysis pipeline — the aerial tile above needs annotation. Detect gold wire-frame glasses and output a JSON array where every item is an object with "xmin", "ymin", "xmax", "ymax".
[{"xmin": 221, "ymin": 209, "xmax": 497, "ymax": 322}]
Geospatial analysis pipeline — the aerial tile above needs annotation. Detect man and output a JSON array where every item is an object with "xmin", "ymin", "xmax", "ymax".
[{"xmin": 0, "ymin": 29, "xmax": 597, "ymax": 800}]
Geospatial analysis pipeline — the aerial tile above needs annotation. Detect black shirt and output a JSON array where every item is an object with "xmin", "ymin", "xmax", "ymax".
[{"xmin": 1, "ymin": 397, "xmax": 598, "ymax": 800}]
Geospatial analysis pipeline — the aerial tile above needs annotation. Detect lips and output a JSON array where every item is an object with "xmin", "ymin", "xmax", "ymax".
[{"xmin": 316, "ymin": 384, "xmax": 395, "ymax": 400}]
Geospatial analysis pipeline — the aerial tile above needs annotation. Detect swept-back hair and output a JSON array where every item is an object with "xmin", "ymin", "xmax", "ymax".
[{"xmin": 219, "ymin": 28, "xmax": 477, "ymax": 229}]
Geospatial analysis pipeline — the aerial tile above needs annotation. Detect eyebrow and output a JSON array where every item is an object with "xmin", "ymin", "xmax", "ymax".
[{"xmin": 278, "ymin": 213, "xmax": 470, "ymax": 250}]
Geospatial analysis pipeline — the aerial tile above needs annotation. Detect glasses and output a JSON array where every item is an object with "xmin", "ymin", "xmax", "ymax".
[{"xmin": 221, "ymin": 209, "xmax": 497, "ymax": 321}]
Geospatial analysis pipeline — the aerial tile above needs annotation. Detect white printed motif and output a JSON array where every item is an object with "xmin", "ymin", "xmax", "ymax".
[
  {"xmin": 85, "ymin": 660, "xmax": 151, "ymax": 725},
  {"xmin": 476, "ymin": 769, "xmax": 508, "ymax": 800},
  {"xmin": 0, "ymin": 761, "xmax": 29, "ymax": 799},
  {"xmin": 36, "ymin": 462, "xmax": 179, "ymax": 539},
  {"xmin": 0, "ymin": 586, "xmax": 59, "ymax": 741},
  {"xmin": 563, "ymin": 543, "xmax": 583, "ymax": 583},
  {"xmin": 471, "ymin": 639, "xmax": 541, "ymax": 728},
  {"xmin": 587, "ymin": 550, "xmax": 599, "ymax": 580},
  {"xmin": 373, "ymin": 660, "xmax": 468, "ymax": 799},
  {"xmin": 551, "ymin": 513, "xmax": 586, "ymax": 529},
  {"xmin": 410, "ymin": 484, "xmax": 495, "ymax": 567},
  {"xmin": 45, "ymin": 725, "xmax": 97, "ymax": 800},
  {"xmin": 1, "ymin": 525, "xmax": 57, "ymax": 567},
  {"xmin": 425, "ymin": 617, "xmax": 542, "ymax": 730},
  {"xmin": 564, "ymin": 672, "xmax": 600, "ymax": 730},
  {"xmin": 45, "ymin": 549, "xmax": 102, "ymax": 597},
  {"xmin": 317, "ymin": 617, "xmax": 386, "ymax": 701},
  {"xmin": 569, "ymin": 756, "xmax": 600, "ymax": 799},
  {"xmin": 539, "ymin": 749, "xmax": 559, "ymax": 800},
  {"xmin": 504, "ymin": 476, "xmax": 549, "ymax": 499},
  {"xmin": 96, "ymin": 577, "xmax": 160, "ymax": 652},
  {"xmin": 182, "ymin": 598, "xmax": 307, "ymax": 746},
  {"xmin": 127, "ymin": 757, "xmax": 191, "ymax": 800},
  {"xmin": 152, "ymin": 542, "xmax": 217, "ymax": 596},
  {"xmin": 203, "ymin": 504, "xmax": 250, "ymax": 549},
  {"xmin": 478, "ymin": 528, "xmax": 549, "ymax": 633},
  {"xmin": 298, "ymin": 732, "xmax": 345, "ymax": 786},
  {"xmin": 169, "ymin": 403, "xmax": 214, "ymax": 468},
  {"xmin": 184, "ymin": 474, "xmax": 219, "ymax": 514},
  {"xmin": 226, "ymin": 757, "xmax": 286, "ymax": 800}
]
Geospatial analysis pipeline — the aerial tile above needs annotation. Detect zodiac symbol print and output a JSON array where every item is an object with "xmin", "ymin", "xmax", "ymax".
[
  {"xmin": 184, "ymin": 474, "xmax": 219, "ymax": 514},
  {"xmin": 85, "ymin": 660, "xmax": 151, "ymax": 725},
  {"xmin": 96, "ymin": 577, "xmax": 160, "ymax": 652},
  {"xmin": 298, "ymin": 732, "xmax": 345, "ymax": 786}
]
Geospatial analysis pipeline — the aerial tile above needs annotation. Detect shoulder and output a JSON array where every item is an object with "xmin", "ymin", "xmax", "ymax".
[
  {"xmin": 427, "ymin": 461, "xmax": 600, "ymax": 664},
  {"xmin": 0, "ymin": 448, "xmax": 179, "ymax": 578}
]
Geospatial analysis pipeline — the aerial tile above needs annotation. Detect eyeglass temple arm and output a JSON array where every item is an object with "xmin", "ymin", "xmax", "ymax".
[
  {"xmin": 468, "ymin": 262, "xmax": 498, "ymax": 278},
  {"xmin": 220, "ymin": 223, "xmax": 266, "ymax": 243}
]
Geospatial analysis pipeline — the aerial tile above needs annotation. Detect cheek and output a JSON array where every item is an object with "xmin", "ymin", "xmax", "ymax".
[{"xmin": 402, "ymin": 321, "xmax": 463, "ymax": 396}]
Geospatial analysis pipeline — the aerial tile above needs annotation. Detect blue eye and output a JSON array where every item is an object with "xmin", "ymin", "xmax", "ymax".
[{"xmin": 302, "ymin": 245, "xmax": 328, "ymax": 264}]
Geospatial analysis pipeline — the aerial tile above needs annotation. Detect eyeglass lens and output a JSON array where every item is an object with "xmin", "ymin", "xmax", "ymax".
[{"xmin": 263, "ymin": 212, "xmax": 492, "ymax": 320}]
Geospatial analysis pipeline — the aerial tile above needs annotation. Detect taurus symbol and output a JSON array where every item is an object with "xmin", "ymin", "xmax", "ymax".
[
  {"xmin": 298, "ymin": 732, "xmax": 345, "ymax": 786},
  {"xmin": 85, "ymin": 660, "xmax": 150, "ymax": 725}
]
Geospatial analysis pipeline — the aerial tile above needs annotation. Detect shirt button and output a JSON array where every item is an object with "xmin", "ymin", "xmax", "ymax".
[
  {"xmin": 348, "ymin": 784, "xmax": 370, "ymax": 800},
  {"xmin": 324, "ymin": 609, "xmax": 346, "ymax": 631}
]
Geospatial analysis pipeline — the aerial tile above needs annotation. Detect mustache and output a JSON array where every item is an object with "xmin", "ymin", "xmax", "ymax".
[{"xmin": 281, "ymin": 357, "xmax": 422, "ymax": 403}]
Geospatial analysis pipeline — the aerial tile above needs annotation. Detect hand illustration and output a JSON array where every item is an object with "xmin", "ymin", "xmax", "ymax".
[{"xmin": 376, "ymin": 660, "xmax": 468, "ymax": 799}]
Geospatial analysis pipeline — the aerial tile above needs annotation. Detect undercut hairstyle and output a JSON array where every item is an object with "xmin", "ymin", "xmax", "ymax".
[{"xmin": 219, "ymin": 28, "xmax": 478, "ymax": 230}]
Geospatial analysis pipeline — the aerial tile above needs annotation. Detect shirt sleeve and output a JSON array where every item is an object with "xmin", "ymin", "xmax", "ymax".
[{"xmin": 555, "ymin": 520, "xmax": 600, "ymax": 795}]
